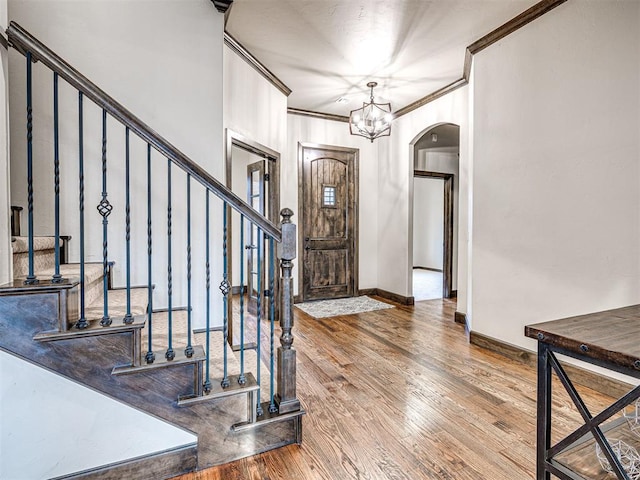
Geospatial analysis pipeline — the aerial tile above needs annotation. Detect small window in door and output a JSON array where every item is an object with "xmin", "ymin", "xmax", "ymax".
[{"xmin": 322, "ymin": 185, "xmax": 337, "ymax": 208}]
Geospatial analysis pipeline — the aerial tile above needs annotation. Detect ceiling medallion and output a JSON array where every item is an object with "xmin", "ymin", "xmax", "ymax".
[{"xmin": 349, "ymin": 82, "xmax": 393, "ymax": 142}]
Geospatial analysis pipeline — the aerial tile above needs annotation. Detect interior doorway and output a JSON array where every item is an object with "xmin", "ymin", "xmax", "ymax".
[
  {"xmin": 411, "ymin": 123, "xmax": 460, "ymax": 301},
  {"xmin": 225, "ymin": 130, "xmax": 280, "ymax": 349},
  {"xmin": 413, "ymin": 176, "xmax": 445, "ymax": 300}
]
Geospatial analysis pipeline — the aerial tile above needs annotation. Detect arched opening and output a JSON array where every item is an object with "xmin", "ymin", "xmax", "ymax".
[{"xmin": 410, "ymin": 123, "xmax": 460, "ymax": 301}]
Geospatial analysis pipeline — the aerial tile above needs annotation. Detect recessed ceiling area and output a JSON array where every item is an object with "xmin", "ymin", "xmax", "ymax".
[{"xmin": 225, "ymin": 0, "xmax": 540, "ymax": 117}]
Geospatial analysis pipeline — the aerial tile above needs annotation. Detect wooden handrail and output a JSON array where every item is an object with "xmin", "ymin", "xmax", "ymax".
[{"xmin": 6, "ymin": 21, "xmax": 281, "ymax": 242}]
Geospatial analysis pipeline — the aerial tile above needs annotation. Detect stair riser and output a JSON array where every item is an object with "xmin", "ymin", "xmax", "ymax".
[
  {"xmin": 83, "ymin": 276, "xmax": 104, "ymax": 312},
  {"xmin": 13, "ymin": 249, "xmax": 56, "ymax": 278}
]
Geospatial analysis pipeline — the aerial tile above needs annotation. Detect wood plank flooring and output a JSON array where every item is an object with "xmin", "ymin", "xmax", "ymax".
[{"xmin": 173, "ymin": 298, "xmax": 614, "ymax": 480}]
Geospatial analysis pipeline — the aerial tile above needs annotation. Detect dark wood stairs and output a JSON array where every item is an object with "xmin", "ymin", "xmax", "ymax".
[{"xmin": 0, "ymin": 244, "xmax": 302, "ymax": 478}]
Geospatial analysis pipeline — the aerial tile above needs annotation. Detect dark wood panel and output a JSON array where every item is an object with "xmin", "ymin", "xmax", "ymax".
[
  {"xmin": 525, "ymin": 304, "xmax": 640, "ymax": 375},
  {"xmin": 54, "ymin": 445, "xmax": 197, "ymax": 480},
  {"xmin": 454, "ymin": 310, "xmax": 468, "ymax": 327},
  {"xmin": 299, "ymin": 144, "xmax": 358, "ymax": 301},
  {"xmin": 173, "ymin": 297, "xmax": 615, "ymax": 480}
]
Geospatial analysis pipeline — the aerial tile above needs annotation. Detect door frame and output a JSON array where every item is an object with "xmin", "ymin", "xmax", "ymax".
[
  {"xmin": 297, "ymin": 142, "xmax": 359, "ymax": 302},
  {"xmin": 246, "ymin": 159, "xmax": 265, "ymax": 317},
  {"xmin": 413, "ymin": 170, "xmax": 454, "ymax": 299},
  {"xmin": 225, "ymin": 129, "xmax": 280, "ymax": 347}
]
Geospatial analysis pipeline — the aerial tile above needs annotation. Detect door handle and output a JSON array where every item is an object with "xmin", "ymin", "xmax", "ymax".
[{"xmin": 304, "ymin": 237, "xmax": 310, "ymax": 250}]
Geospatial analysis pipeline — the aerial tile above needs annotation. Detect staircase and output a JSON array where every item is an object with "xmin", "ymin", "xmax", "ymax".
[{"xmin": 0, "ymin": 21, "xmax": 303, "ymax": 480}]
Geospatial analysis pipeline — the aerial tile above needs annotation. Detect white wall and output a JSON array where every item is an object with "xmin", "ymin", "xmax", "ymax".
[
  {"xmin": 0, "ymin": 0, "xmax": 9, "ymax": 286},
  {"xmin": 223, "ymin": 45, "xmax": 287, "ymax": 162},
  {"xmin": 413, "ymin": 177, "xmax": 444, "ymax": 270},
  {"xmin": 0, "ymin": 351, "xmax": 196, "ymax": 479},
  {"xmin": 471, "ymin": 0, "xmax": 640, "ymax": 363},
  {"xmin": 379, "ymin": 87, "xmax": 469, "ymax": 306},
  {"xmin": 8, "ymin": 0, "xmax": 224, "ymax": 329},
  {"xmin": 286, "ymin": 114, "xmax": 379, "ymax": 295}
]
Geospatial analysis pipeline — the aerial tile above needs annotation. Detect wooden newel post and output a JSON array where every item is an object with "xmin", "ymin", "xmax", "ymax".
[{"xmin": 275, "ymin": 208, "xmax": 301, "ymax": 414}]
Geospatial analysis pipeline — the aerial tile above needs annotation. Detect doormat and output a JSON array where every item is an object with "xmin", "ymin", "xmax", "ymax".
[{"xmin": 294, "ymin": 296, "xmax": 394, "ymax": 319}]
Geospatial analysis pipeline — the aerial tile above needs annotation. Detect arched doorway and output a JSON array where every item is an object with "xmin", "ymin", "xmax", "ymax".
[{"xmin": 410, "ymin": 123, "xmax": 460, "ymax": 301}]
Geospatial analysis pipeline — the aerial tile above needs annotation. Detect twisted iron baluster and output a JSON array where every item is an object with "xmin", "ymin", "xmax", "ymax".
[
  {"xmin": 145, "ymin": 144, "xmax": 155, "ymax": 364},
  {"xmin": 204, "ymin": 190, "xmax": 212, "ymax": 393},
  {"xmin": 165, "ymin": 159, "xmax": 175, "ymax": 361},
  {"xmin": 238, "ymin": 214, "xmax": 246, "ymax": 385},
  {"xmin": 98, "ymin": 109, "xmax": 112, "ymax": 327},
  {"xmin": 123, "ymin": 127, "xmax": 133, "ymax": 324},
  {"xmin": 268, "ymin": 237, "xmax": 277, "ymax": 412},
  {"xmin": 185, "ymin": 174, "xmax": 194, "ymax": 358},
  {"xmin": 51, "ymin": 72, "xmax": 62, "ymax": 284},
  {"xmin": 255, "ymin": 227, "xmax": 263, "ymax": 417},
  {"xmin": 75, "ymin": 92, "xmax": 88, "ymax": 329},
  {"xmin": 24, "ymin": 51, "xmax": 37, "ymax": 285},
  {"xmin": 220, "ymin": 203, "xmax": 230, "ymax": 388}
]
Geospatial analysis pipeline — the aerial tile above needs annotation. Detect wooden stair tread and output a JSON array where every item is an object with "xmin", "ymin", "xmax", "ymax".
[
  {"xmin": 34, "ymin": 315, "xmax": 146, "ymax": 342},
  {"xmin": 0, "ymin": 278, "xmax": 77, "ymax": 293},
  {"xmin": 177, "ymin": 373, "xmax": 259, "ymax": 406},
  {"xmin": 112, "ymin": 345, "xmax": 205, "ymax": 375}
]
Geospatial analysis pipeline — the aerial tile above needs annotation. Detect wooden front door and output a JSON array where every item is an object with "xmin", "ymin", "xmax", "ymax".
[{"xmin": 299, "ymin": 144, "xmax": 358, "ymax": 301}]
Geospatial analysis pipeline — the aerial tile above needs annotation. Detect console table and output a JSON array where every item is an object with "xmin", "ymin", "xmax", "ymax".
[{"xmin": 526, "ymin": 305, "xmax": 640, "ymax": 480}]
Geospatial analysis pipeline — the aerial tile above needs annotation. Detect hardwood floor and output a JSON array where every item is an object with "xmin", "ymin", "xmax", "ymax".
[{"xmin": 173, "ymin": 297, "xmax": 614, "ymax": 480}]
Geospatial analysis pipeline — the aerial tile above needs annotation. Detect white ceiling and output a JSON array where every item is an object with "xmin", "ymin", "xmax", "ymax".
[{"xmin": 225, "ymin": 0, "xmax": 539, "ymax": 117}]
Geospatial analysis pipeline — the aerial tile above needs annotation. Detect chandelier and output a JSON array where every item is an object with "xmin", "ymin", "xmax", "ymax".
[{"xmin": 349, "ymin": 82, "xmax": 393, "ymax": 142}]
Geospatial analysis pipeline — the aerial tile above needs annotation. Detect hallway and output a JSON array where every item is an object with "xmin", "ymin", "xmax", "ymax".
[
  {"xmin": 175, "ymin": 298, "xmax": 613, "ymax": 479},
  {"xmin": 413, "ymin": 268, "xmax": 444, "ymax": 301}
]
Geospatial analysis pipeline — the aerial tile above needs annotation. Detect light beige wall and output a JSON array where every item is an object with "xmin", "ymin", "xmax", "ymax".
[
  {"xmin": 471, "ymin": 0, "xmax": 640, "ymax": 382},
  {"xmin": 223, "ymin": 44, "xmax": 287, "ymax": 159}
]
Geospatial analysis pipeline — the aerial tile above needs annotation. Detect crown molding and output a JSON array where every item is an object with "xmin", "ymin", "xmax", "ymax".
[
  {"xmin": 463, "ymin": 0, "xmax": 568, "ymax": 81},
  {"xmin": 287, "ymin": 108, "xmax": 349, "ymax": 123},
  {"xmin": 394, "ymin": 77, "xmax": 468, "ymax": 118},
  {"xmin": 224, "ymin": 31, "xmax": 292, "ymax": 97}
]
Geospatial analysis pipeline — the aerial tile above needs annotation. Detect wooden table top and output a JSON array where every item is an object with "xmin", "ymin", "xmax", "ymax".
[{"xmin": 525, "ymin": 304, "xmax": 640, "ymax": 377}]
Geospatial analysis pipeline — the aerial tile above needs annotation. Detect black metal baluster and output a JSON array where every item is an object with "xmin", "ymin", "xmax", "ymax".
[
  {"xmin": 51, "ymin": 72, "xmax": 63, "ymax": 283},
  {"xmin": 123, "ymin": 127, "xmax": 133, "ymax": 324},
  {"xmin": 255, "ymin": 227, "xmax": 263, "ymax": 417},
  {"xmin": 165, "ymin": 159, "xmax": 174, "ymax": 361},
  {"xmin": 184, "ymin": 174, "xmax": 194, "ymax": 357},
  {"xmin": 204, "ymin": 190, "xmax": 212, "ymax": 393},
  {"xmin": 268, "ymin": 236, "xmax": 277, "ymax": 412},
  {"xmin": 75, "ymin": 92, "xmax": 88, "ymax": 329},
  {"xmin": 238, "ymin": 214, "xmax": 246, "ymax": 385},
  {"xmin": 24, "ymin": 51, "xmax": 37, "ymax": 285},
  {"xmin": 220, "ymin": 203, "xmax": 230, "ymax": 389},
  {"xmin": 145, "ymin": 144, "xmax": 155, "ymax": 364},
  {"xmin": 97, "ymin": 109, "xmax": 112, "ymax": 327}
]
